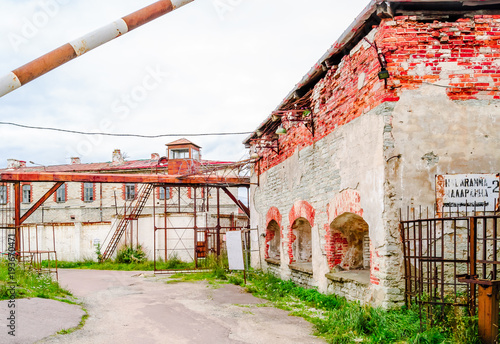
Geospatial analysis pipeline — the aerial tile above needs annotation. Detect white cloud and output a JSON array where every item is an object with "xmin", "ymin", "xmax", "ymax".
[{"xmin": 0, "ymin": 0, "xmax": 370, "ymax": 167}]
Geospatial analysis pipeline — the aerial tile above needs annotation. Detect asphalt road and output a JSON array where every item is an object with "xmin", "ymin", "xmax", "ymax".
[{"xmin": 2, "ymin": 269, "xmax": 325, "ymax": 344}]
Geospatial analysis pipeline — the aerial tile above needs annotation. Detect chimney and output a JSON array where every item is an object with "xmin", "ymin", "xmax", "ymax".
[
  {"xmin": 151, "ymin": 153, "xmax": 160, "ymax": 160},
  {"xmin": 19, "ymin": 161, "xmax": 26, "ymax": 168},
  {"xmin": 112, "ymin": 149, "xmax": 124, "ymax": 165},
  {"xmin": 71, "ymin": 157, "xmax": 81, "ymax": 165},
  {"xmin": 7, "ymin": 159, "xmax": 19, "ymax": 169}
]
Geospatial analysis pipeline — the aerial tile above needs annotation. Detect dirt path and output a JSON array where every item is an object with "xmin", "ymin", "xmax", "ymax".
[{"xmin": 24, "ymin": 269, "xmax": 325, "ymax": 344}]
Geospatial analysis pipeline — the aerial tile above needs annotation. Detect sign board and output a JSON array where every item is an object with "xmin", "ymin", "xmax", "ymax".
[
  {"xmin": 226, "ymin": 230, "xmax": 245, "ymax": 270},
  {"xmin": 436, "ymin": 174, "xmax": 499, "ymax": 212}
]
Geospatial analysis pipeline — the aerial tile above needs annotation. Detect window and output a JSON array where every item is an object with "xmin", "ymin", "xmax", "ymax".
[
  {"xmin": 125, "ymin": 184, "xmax": 136, "ymax": 201},
  {"xmin": 56, "ymin": 183, "xmax": 66, "ymax": 203},
  {"xmin": 83, "ymin": 183, "xmax": 94, "ymax": 202},
  {"xmin": 159, "ymin": 187, "xmax": 170, "ymax": 200},
  {"xmin": 22, "ymin": 184, "xmax": 31, "ymax": 203},
  {"xmin": 192, "ymin": 149, "xmax": 200, "ymax": 160},
  {"xmin": 170, "ymin": 149, "xmax": 189, "ymax": 159},
  {"xmin": 0, "ymin": 185, "xmax": 7, "ymax": 204}
]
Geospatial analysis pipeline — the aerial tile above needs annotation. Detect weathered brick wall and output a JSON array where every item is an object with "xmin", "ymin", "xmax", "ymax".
[
  {"xmin": 250, "ymin": 109, "xmax": 386, "ymax": 302},
  {"xmin": 257, "ymin": 16, "xmax": 500, "ymax": 175},
  {"xmin": 250, "ymin": 15, "xmax": 500, "ymax": 307},
  {"xmin": 290, "ymin": 270, "xmax": 315, "ymax": 289},
  {"xmin": 381, "ymin": 15, "xmax": 500, "ymax": 100}
]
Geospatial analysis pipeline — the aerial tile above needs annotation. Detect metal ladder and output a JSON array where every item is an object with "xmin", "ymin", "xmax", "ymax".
[{"xmin": 100, "ymin": 184, "xmax": 153, "ymax": 261}]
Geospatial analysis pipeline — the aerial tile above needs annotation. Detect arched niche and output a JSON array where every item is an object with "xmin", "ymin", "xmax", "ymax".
[
  {"xmin": 291, "ymin": 217, "xmax": 313, "ymax": 263},
  {"xmin": 266, "ymin": 220, "xmax": 281, "ymax": 260},
  {"xmin": 330, "ymin": 212, "xmax": 369, "ymax": 270}
]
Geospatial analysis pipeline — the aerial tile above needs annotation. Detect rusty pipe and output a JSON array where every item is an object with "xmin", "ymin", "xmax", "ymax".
[{"xmin": 0, "ymin": 0, "xmax": 194, "ymax": 98}]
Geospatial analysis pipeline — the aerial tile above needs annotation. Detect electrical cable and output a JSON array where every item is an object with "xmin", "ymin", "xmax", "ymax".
[{"xmin": 0, "ymin": 121, "xmax": 253, "ymax": 138}]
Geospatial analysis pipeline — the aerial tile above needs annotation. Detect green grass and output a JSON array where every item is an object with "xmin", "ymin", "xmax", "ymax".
[
  {"xmin": 0, "ymin": 259, "xmax": 73, "ymax": 301},
  {"xmin": 41, "ymin": 256, "xmax": 195, "ymax": 271},
  {"xmin": 244, "ymin": 272, "xmax": 482, "ymax": 344}
]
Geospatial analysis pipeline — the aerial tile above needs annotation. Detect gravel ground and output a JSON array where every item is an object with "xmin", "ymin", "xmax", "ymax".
[{"xmin": 2, "ymin": 269, "xmax": 326, "ymax": 344}]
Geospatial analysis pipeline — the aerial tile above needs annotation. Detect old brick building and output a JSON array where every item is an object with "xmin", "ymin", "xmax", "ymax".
[
  {"xmin": 245, "ymin": 0, "xmax": 500, "ymax": 307},
  {"xmin": 0, "ymin": 139, "xmax": 247, "ymax": 262}
]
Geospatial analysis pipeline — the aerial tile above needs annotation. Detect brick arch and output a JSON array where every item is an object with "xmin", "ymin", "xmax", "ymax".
[
  {"xmin": 288, "ymin": 201, "xmax": 316, "ymax": 263},
  {"xmin": 265, "ymin": 207, "xmax": 282, "ymax": 259},
  {"xmin": 289, "ymin": 200, "xmax": 315, "ymax": 228},
  {"xmin": 266, "ymin": 207, "xmax": 282, "ymax": 228},
  {"xmin": 327, "ymin": 190, "xmax": 363, "ymax": 223},
  {"xmin": 325, "ymin": 190, "xmax": 364, "ymax": 269}
]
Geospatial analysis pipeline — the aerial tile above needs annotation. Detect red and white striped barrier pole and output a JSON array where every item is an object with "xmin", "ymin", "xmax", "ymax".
[{"xmin": 0, "ymin": 0, "xmax": 194, "ymax": 98}]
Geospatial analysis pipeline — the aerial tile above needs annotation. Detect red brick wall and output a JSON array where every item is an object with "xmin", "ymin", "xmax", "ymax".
[
  {"xmin": 256, "ymin": 16, "xmax": 500, "ymax": 175},
  {"xmin": 287, "ymin": 201, "xmax": 315, "ymax": 264},
  {"xmin": 325, "ymin": 190, "xmax": 364, "ymax": 269},
  {"xmin": 265, "ymin": 207, "xmax": 282, "ymax": 259}
]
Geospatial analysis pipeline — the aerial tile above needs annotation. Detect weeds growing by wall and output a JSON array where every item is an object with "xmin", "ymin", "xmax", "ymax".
[
  {"xmin": 241, "ymin": 272, "xmax": 481, "ymax": 344},
  {"xmin": 0, "ymin": 260, "xmax": 72, "ymax": 301}
]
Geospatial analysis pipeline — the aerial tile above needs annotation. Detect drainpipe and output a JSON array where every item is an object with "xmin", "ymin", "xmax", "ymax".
[{"xmin": 0, "ymin": 0, "xmax": 195, "ymax": 98}]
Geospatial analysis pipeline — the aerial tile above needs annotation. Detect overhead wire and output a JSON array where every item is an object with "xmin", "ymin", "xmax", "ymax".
[{"xmin": 0, "ymin": 121, "xmax": 253, "ymax": 138}]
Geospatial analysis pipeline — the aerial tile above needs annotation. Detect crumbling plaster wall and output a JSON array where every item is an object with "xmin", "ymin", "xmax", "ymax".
[
  {"xmin": 250, "ymin": 107, "xmax": 386, "ymax": 299},
  {"xmin": 382, "ymin": 87, "xmax": 500, "ymax": 301}
]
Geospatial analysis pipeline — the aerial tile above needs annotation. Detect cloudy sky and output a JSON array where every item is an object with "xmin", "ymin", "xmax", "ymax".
[{"xmin": 0, "ymin": 0, "xmax": 370, "ymax": 167}]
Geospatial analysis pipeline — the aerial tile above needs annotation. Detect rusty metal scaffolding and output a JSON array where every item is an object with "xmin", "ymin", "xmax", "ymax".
[
  {"xmin": 0, "ymin": 182, "xmax": 58, "ymax": 279},
  {"xmin": 400, "ymin": 205, "xmax": 500, "ymax": 343},
  {"xmin": 153, "ymin": 182, "xmax": 250, "ymax": 273},
  {"xmin": 0, "ymin": 160, "xmax": 251, "ymax": 275}
]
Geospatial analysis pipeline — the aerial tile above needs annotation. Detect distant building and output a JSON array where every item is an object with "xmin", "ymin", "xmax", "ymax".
[{"xmin": 0, "ymin": 139, "xmax": 248, "ymax": 262}]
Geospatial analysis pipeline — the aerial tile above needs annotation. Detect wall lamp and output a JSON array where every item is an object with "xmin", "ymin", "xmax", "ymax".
[
  {"xmin": 363, "ymin": 38, "xmax": 390, "ymax": 82},
  {"xmin": 273, "ymin": 109, "xmax": 314, "ymax": 136}
]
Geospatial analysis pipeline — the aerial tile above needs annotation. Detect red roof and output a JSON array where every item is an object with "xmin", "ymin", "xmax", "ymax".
[
  {"xmin": 0, "ymin": 158, "xmax": 234, "ymax": 173},
  {"xmin": 166, "ymin": 138, "xmax": 200, "ymax": 148}
]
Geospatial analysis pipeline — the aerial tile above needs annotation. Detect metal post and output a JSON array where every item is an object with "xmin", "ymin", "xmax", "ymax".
[
  {"xmin": 470, "ymin": 217, "xmax": 477, "ymax": 315},
  {"xmin": 164, "ymin": 187, "xmax": 167, "ymax": 262},
  {"xmin": 217, "ymin": 187, "xmax": 221, "ymax": 257},
  {"xmin": 0, "ymin": 0, "xmax": 195, "ymax": 98},
  {"xmin": 194, "ymin": 187, "xmax": 197, "ymax": 268},
  {"xmin": 14, "ymin": 183, "xmax": 21, "ymax": 255},
  {"xmin": 478, "ymin": 283, "xmax": 499, "ymax": 344},
  {"xmin": 153, "ymin": 186, "xmax": 157, "ymax": 271}
]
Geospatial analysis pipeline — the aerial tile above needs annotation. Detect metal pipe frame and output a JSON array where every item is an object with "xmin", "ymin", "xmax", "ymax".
[
  {"xmin": 0, "ymin": 0, "xmax": 195, "ymax": 98},
  {"xmin": 400, "ymin": 206, "xmax": 500, "ymax": 343},
  {"xmin": 153, "ymin": 184, "xmax": 249, "ymax": 274}
]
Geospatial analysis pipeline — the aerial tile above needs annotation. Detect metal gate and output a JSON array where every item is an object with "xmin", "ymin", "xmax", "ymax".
[{"xmin": 400, "ymin": 206, "xmax": 500, "ymax": 342}]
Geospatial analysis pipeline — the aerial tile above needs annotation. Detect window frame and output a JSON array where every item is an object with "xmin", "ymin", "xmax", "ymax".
[
  {"xmin": 170, "ymin": 149, "xmax": 190, "ymax": 159},
  {"xmin": 56, "ymin": 183, "xmax": 66, "ymax": 203},
  {"xmin": 22, "ymin": 184, "xmax": 31, "ymax": 204},
  {"xmin": 159, "ymin": 186, "xmax": 170, "ymax": 200},
  {"xmin": 125, "ymin": 183, "xmax": 136, "ymax": 201},
  {"xmin": 0, "ymin": 185, "xmax": 7, "ymax": 205},
  {"xmin": 83, "ymin": 183, "xmax": 94, "ymax": 202}
]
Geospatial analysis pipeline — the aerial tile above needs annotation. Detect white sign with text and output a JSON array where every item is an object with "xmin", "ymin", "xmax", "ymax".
[{"xmin": 436, "ymin": 174, "xmax": 499, "ymax": 212}]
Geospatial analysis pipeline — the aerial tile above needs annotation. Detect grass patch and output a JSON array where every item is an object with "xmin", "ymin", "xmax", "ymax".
[
  {"xmin": 41, "ymin": 255, "xmax": 195, "ymax": 271},
  {"xmin": 0, "ymin": 260, "xmax": 72, "ymax": 301},
  {"xmin": 243, "ymin": 272, "xmax": 481, "ymax": 344}
]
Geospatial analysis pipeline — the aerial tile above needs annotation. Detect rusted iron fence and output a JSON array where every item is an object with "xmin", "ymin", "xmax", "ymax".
[{"xmin": 400, "ymin": 206, "xmax": 500, "ymax": 342}]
